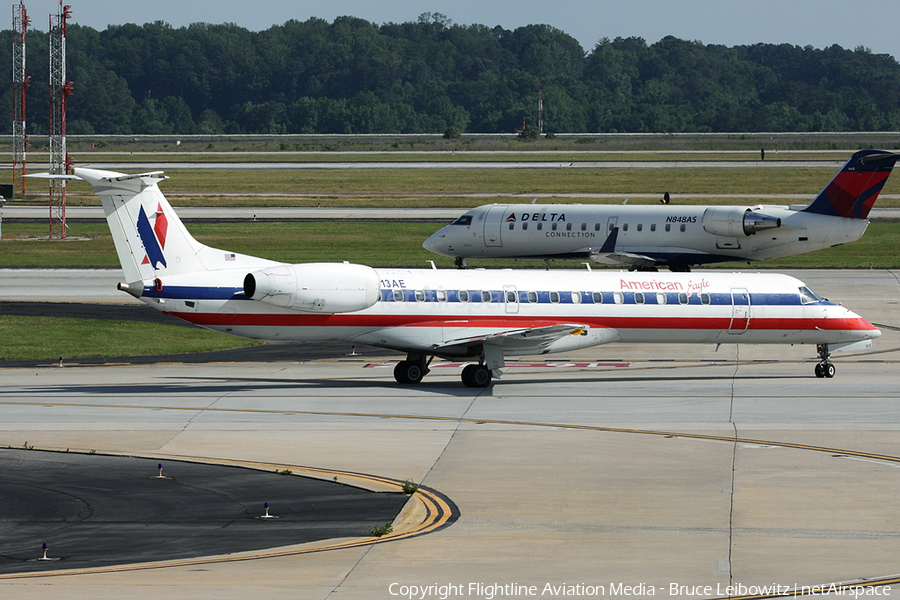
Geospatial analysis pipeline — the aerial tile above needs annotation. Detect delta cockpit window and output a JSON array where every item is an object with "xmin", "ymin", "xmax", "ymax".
[
  {"xmin": 451, "ymin": 215, "xmax": 473, "ymax": 226},
  {"xmin": 799, "ymin": 286, "xmax": 825, "ymax": 304}
]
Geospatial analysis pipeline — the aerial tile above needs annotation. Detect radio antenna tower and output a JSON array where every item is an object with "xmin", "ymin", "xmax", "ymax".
[
  {"xmin": 538, "ymin": 90, "xmax": 544, "ymax": 134},
  {"xmin": 12, "ymin": 1, "xmax": 30, "ymax": 199},
  {"xmin": 48, "ymin": 1, "xmax": 72, "ymax": 238}
]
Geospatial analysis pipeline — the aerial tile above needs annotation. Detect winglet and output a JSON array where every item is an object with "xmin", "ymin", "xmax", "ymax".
[
  {"xmin": 803, "ymin": 150, "xmax": 900, "ymax": 219},
  {"xmin": 598, "ymin": 226, "xmax": 619, "ymax": 253}
]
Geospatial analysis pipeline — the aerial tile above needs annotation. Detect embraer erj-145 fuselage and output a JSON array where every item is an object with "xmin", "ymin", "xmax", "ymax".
[
  {"xmin": 423, "ymin": 150, "xmax": 899, "ymax": 271},
  {"xmin": 32, "ymin": 168, "xmax": 880, "ymax": 386}
]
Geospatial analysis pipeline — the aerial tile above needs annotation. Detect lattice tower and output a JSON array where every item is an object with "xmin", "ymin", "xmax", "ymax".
[
  {"xmin": 12, "ymin": 1, "xmax": 29, "ymax": 199},
  {"xmin": 48, "ymin": 2, "xmax": 71, "ymax": 238}
]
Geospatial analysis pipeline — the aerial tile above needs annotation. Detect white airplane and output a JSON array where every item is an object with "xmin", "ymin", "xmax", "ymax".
[
  {"xmin": 423, "ymin": 150, "xmax": 899, "ymax": 271},
  {"xmin": 30, "ymin": 167, "xmax": 880, "ymax": 386}
]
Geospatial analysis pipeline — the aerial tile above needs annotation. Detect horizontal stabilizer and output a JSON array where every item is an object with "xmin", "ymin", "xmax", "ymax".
[{"xmin": 25, "ymin": 173, "xmax": 83, "ymax": 181}]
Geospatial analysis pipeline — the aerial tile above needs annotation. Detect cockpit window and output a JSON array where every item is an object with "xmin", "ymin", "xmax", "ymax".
[
  {"xmin": 799, "ymin": 286, "xmax": 824, "ymax": 304},
  {"xmin": 451, "ymin": 215, "xmax": 473, "ymax": 226}
]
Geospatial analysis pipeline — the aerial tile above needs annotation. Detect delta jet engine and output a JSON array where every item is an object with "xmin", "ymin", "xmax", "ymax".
[
  {"xmin": 701, "ymin": 206, "xmax": 782, "ymax": 237},
  {"xmin": 244, "ymin": 263, "xmax": 380, "ymax": 313}
]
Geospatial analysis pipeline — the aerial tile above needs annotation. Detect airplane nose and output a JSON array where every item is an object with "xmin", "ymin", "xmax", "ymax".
[{"xmin": 423, "ymin": 232, "xmax": 447, "ymax": 255}]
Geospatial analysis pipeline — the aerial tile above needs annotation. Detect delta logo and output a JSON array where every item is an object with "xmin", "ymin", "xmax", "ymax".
[{"xmin": 136, "ymin": 203, "xmax": 168, "ymax": 269}]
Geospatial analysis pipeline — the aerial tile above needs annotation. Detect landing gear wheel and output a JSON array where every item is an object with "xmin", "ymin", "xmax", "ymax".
[
  {"xmin": 393, "ymin": 361, "xmax": 425, "ymax": 384},
  {"xmin": 461, "ymin": 364, "xmax": 492, "ymax": 388},
  {"xmin": 814, "ymin": 362, "xmax": 835, "ymax": 378}
]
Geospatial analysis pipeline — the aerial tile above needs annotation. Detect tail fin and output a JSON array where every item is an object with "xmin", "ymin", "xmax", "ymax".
[
  {"xmin": 75, "ymin": 167, "xmax": 213, "ymax": 283},
  {"xmin": 803, "ymin": 150, "xmax": 899, "ymax": 218}
]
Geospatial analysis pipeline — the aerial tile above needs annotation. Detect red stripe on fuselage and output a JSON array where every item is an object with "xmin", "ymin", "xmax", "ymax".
[{"xmin": 166, "ymin": 312, "xmax": 877, "ymax": 332}]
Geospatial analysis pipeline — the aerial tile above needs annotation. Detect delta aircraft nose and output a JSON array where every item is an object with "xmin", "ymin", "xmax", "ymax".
[{"xmin": 423, "ymin": 230, "xmax": 452, "ymax": 256}]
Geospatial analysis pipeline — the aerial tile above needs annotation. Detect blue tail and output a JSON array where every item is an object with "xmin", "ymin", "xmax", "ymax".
[{"xmin": 803, "ymin": 150, "xmax": 899, "ymax": 219}]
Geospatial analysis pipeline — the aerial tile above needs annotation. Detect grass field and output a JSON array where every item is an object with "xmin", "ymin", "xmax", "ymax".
[
  {"xmin": 3, "ymin": 220, "xmax": 898, "ymax": 269},
  {"xmin": 0, "ymin": 316, "xmax": 260, "ymax": 361},
  {"xmin": 14, "ymin": 165, "xmax": 900, "ymax": 209}
]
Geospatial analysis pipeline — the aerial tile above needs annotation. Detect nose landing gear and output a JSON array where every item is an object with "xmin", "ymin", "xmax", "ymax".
[{"xmin": 815, "ymin": 344, "xmax": 836, "ymax": 378}]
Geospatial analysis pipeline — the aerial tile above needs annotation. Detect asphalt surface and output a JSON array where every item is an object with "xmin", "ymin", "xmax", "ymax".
[{"xmin": 0, "ymin": 449, "xmax": 411, "ymax": 575}]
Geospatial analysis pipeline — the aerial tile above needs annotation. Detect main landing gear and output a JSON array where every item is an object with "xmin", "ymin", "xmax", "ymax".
[
  {"xmin": 814, "ymin": 343, "xmax": 836, "ymax": 379},
  {"xmin": 392, "ymin": 353, "xmax": 494, "ymax": 388},
  {"xmin": 461, "ymin": 363, "xmax": 492, "ymax": 387},
  {"xmin": 393, "ymin": 354, "xmax": 432, "ymax": 384}
]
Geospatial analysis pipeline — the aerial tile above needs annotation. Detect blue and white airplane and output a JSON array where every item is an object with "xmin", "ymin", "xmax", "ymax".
[
  {"xmin": 31, "ymin": 167, "xmax": 880, "ymax": 386},
  {"xmin": 423, "ymin": 150, "xmax": 898, "ymax": 271}
]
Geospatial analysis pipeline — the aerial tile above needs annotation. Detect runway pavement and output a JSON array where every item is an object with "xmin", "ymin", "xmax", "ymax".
[{"xmin": 1, "ymin": 269, "xmax": 899, "ymax": 599}]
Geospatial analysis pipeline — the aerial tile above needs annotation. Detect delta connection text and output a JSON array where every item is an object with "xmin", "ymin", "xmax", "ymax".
[{"xmin": 387, "ymin": 581, "xmax": 891, "ymax": 599}]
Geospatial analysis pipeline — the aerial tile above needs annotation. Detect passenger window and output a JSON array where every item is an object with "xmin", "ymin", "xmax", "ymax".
[
  {"xmin": 623, "ymin": 223, "xmax": 628, "ymax": 232},
  {"xmin": 680, "ymin": 224, "xmax": 686, "ymax": 232},
  {"xmin": 522, "ymin": 223, "xmax": 528, "ymax": 231},
  {"xmin": 537, "ymin": 223, "xmax": 543, "ymax": 231},
  {"xmin": 594, "ymin": 223, "xmax": 601, "ymax": 231},
  {"xmin": 506, "ymin": 290, "xmax": 517, "ymax": 303},
  {"xmin": 580, "ymin": 223, "xmax": 586, "ymax": 231},
  {"xmin": 481, "ymin": 290, "xmax": 492, "ymax": 303},
  {"xmin": 592, "ymin": 292, "xmax": 603, "ymax": 304},
  {"xmin": 657, "ymin": 292, "xmax": 666, "ymax": 305},
  {"xmin": 701, "ymin": 293, "xmax": 711, "ymax": 305},
  {"xmin": 550, "ymin": 291, "xmax": 560, "ymax": 303},
  {"xmin": 634, "ymin": 292, "xmax": 644, "ymax": 304},
  {"xmin": 650, "ymin": 224, "xmax": 657, "ymax": 232},
  {"xmin": 436, "ymin": 290, "xmax": 447, "ymax": 302},
  {"xmin": 678, "ymin": 293, "xmax": 688, "ymax": 305},
  {"xmin": 637, "ymin": 224, "xmax": 643, "ymax": 232},
  {"xmin": 458, "ymin": 290, "xmax": 469, "ymax": 302},
  {"xmin": 614, "ymin": 292, "xmax": 624, "ymax": 304},
  {"xmin": 509, "ymin": 223, "xmax": 514, "ymax": 230},
  {"xmin": 552, "ymin": 223, "xmax": 558, "ymax": 231},
  {"xmin": 415, "ymin": 290, "xmax": 425, "ymax": 302},
  {"xmin": 392, "ymin": 289, "xmax": 403, "ymax": 302},
  {"xmin": 572, "ymin": 291, "xmax": 582, "ymax": 304},
  {"xmin": 566, "ymin": 223, "xmax": 572, "ymax": 231},
  {"xmin": 527, "ymin": 291, "xmax": 538, "ymax": 303},
  {"xmin": 665, "ymin": 224, "xmax": 671, "ymax": 232}
]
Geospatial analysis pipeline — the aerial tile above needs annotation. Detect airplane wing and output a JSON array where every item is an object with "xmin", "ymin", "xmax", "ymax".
[
  {"xmin": 586, "ymin": 226, "xmax": 661, "ymax": 269},
  {"xmin": 432, "ymin": 322, "xmax": 592, "ymax": 356},
  {"xmin": 590, "ymin": 251, "xmax": 659, "ymax": 269}
]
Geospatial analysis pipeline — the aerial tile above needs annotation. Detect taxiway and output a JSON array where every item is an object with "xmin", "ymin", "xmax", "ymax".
[{"xmin": 0, "ymin": 269, "xmax": 899, "ymax": 599}]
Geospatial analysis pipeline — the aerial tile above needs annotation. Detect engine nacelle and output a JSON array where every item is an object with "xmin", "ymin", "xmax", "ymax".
[
  {"xmin": 243, "ymin": 263, "xmax": 379, "ymax": 313},
  {"xmin": 701, "ymin": 206, "xmax": 781, "ymax": 237}
]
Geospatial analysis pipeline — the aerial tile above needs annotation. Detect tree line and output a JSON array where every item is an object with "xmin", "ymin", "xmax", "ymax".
[{"xmin": 2, "ymin": 12, "xmax": 899, "ymax": 135}]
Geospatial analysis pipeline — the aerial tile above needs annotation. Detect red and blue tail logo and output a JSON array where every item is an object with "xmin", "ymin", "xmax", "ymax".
[
  {"xmin": 137, "ymin": 203, "xmax": 168, "ymax": 269},
  {"xmin": 804, "ymin": 150, "xmax": 899, "ymax": 219}
]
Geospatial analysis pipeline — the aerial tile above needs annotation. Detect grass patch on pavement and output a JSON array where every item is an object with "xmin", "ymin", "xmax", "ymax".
[{"xmin": 0, "ymin": 316, "xmax": 260, "ymax": 361}]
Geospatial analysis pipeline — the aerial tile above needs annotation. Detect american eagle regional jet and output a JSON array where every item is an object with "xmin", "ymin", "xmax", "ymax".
[
  {"xmin": 31, "ymin": 168, "xmax": 880, "ymax": 386},
  {"xmin": 423, "ymin": 150, "xmax": 899, "ymax": 271}
]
